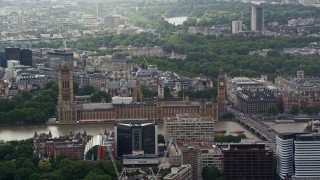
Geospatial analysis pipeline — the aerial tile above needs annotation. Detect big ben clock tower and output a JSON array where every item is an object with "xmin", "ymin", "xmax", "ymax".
[{"xmin": 217, "ymin": 68, "xmax": 226, "ymax": 120}]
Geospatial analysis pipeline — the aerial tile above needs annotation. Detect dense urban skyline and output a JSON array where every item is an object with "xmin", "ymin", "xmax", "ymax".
[{"xmin": 1, "ymin": 0, "xmax": 320, "ymax": 179}]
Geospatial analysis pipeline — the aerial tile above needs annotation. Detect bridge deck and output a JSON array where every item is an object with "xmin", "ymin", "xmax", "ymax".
[{"xmin": 227, "ymin": 108, "xmax": 279, "ymax": 142}]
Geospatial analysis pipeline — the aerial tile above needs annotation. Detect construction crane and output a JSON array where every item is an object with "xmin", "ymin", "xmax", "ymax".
[
  {"xmin": 99, "ymin": 128, "xmax": 127, "ymax": 180},
  {"xmin": 105, "ymin": 143, "xmax": 127, "ymax": 180},
  {"xmin": 143, "ymin": 57, "xmax": 149, "ymax": 67},
  {"xmin": 151, "ymin": 139, "xmax": 174, "ymax": 180},
  {"xmin": 149, "ymin": 167, "xmax": 156, "ymax": 180}
]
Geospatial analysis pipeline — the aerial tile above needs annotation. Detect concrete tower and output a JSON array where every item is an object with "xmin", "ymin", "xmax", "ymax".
[
  {"xmin": 232, "ymin": 21, "xmax": 243, "ymax": 34},
  {"xmin": 96, "ymin": 1, "xmax": 103, "ymax": 18},
  {"xmin": 251, "ymin": 6, "xmax": 264, "ymax": 31},
  {"xmin": 58, "ymin": 64, "xmax": 77, "ymax": 124}
]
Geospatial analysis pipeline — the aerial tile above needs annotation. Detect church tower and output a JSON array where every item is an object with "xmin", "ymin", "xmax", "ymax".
[
  {"xmin": 217, "ymin": 68, "xmax": 227, "ymax": 120},
  {"xmin": 57, "ymin": 64, "xmax": 77, "ymax": 124}
]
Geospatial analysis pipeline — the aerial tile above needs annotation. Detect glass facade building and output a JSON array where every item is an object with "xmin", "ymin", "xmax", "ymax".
[
  {"xmin": 276, "ymin": 133, "xmax": 320, "ymax": 179},
  {"xmin": 115, "ymin": 122, "xmax": 158, "ymax": 157}
]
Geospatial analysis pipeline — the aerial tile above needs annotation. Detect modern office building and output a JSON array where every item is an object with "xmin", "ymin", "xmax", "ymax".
[
  {"xmin": 164, "ymin": 113, "xmax": 214, "ymax": 142},
  {"xmin": 20, "ymin": 49, "xmax": 32, "ymax": 66},
  {"xmin": 276, "ymin": 133, "xmax": 297, "ymax": 179},
  {"xmin": 114, "ymin": 122, "xmax": 158, "ymax": 158},
  {"xmin": 222, "ymin": 143, "xmax": 273, "ymax": 180},
  {"xmin": 294, "ymin": 134, "xmax": 320, "ymax": 178},
  {"xmin": 2, "ymin": 48, "xmax": 33, "ymax": 68},
  {"xmin": 232, "ymin": 21, "xmax": 243, "ymax": 34},
  {"xmin": 251, "ymin": 6, "xmax": 264, "ymax": 31},
  {"xmin": 0, "ymin": 50, "xmax": 5, "ymax": 68},
  {"xmin": 176, "ymin": 141, "xmax": 222, "ymax": 180},
  {"xmin": 163, "ymin": 164, "xmax": 193, "ymax": 180},
  {"xmin": 276, "ymin": 133, "xmax": 320, "ymax": 179},
  {"xmin": 4, "ymin": 47, "xmax": 20, "ymax": 68},
  {"xmin": 33, "ymin": 131, "xmax": 88, "ymax": 160}
]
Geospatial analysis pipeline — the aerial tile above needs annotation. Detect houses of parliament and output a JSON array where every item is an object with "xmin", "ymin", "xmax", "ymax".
[{"xmin": 57, "ymin": 64, "xmax": 227, "ymax": 124}]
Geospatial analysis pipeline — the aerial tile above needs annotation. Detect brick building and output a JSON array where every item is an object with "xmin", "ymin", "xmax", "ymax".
[
  {"xmin": 275, "ymin": 71, "xmax": 320, "ymax": 113},
  {"xmin": 222, "ymin": 143, "xmax": 273, "ymax": 180},
  {"xmin": 176, "ymin": 141, "xmax": 222, "ymax": 180},
  {"xmin": 33, "ymin": 131, "xmax": 88, "ymax": 160}
]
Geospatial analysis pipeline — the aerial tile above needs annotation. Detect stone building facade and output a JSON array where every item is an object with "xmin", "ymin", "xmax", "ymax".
[
  {"xmin": 217, "ymin": 68, "xmax": 227, "ymax": 119},
  {"xmin": 275, "ymin": 70, "xmax": 320, "ymax": 113},
  {"xmin": 236, "ymin": 88, "xmax": 278, "ymax": 114},
  {"xmin": 76, "ymin": 98, "xmax": 217, "ymax": 123},
  {"xmin": 58, "ymin": 66, "xmax": 223, "ymax": 124},
  {"xmin": 57, "ymin": 64, "xmax": 77, "ymax": 124}
]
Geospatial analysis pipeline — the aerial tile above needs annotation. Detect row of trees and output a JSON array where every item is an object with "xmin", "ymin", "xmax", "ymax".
[
  {"xmin": 267, "ymin": 103, "xmax": 320, "ymax": 116},
  {"xmin": 0, "ymin": 81, "xmax": 113, "ymax": 124},
  {"xmin": 36, "ymin": 31, "xmax": 320, "ymax": 83},
  {"xmin": 125, "ymin": 1, "xmax": 320, "ymax": 31},
  {"xmin": 0, "ymin": 81, "xmax": 58, "ymax": 124},
  {"xmin": 54, "ymin": 31, "xmax": 319, "ymax": 82},
  {"xmin": 78, "ymin": 84, "xmax": 112, "ymax": 103},
  {"xmin": 202, "ymin": 166, "xmax": 224, "ymax": 180},
  {"xmin": 178, "ymin": 87, "xmax": 216, "ymax": 99},
  {"xmin": 0, "ymin": 139, "xmax": 118, "ymax": 180}
]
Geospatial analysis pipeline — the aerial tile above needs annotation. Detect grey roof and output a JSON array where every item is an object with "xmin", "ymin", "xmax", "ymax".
[
  {"xmin": 117, "ymin": 122, "xmax": 154, "ymax": 127},
  {"xmin": 136, "ymin": 68, "xmax": 151, "ymax": 77},
  {"xmin": 237, "ymin": 89, "xmax": 277, "ymax": 101},
  {"xmin": 81, "ymin": 103, "xmax": 114, "ymax": 110},
  {"xmin": 108, "ymin": 80, "xmax": 136, "ymax": 88},
  {"xmin": 108, "ymin": 82, "xmax": 120, "ymax": 88},
  {"xmin": 127, "ymin": 80, "xmax": 136, "ymax": 88},
  {"xmin": 17, "ymin": 70, "xmax": 39, "ymax": 75}
]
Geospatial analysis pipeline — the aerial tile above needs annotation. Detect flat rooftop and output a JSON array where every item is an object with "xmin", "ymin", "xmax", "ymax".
[
  {"xmin": 165, "ymin": 113, "xmax": 214, "ymax": 122},
  {"xmin": 177, "ymin": 113, "xmax": 201, "ymax": 119},
  {"xmin": 221, "ymin": 143, "xmax": 272, "ymax": 151},
  {"xmin": 176, "ymin": 140, "xmax": 214, "ymax": 151}
]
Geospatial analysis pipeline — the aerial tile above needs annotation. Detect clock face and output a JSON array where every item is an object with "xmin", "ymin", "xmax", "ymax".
[{"xmin": 220, "ymin": 82, "xmax": 224, "ymax": 86}]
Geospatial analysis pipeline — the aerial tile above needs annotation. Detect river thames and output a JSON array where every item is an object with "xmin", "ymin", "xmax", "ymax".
[{"xmin": 0, "ymin": 120, "xmax": 308, "ymax": 142}]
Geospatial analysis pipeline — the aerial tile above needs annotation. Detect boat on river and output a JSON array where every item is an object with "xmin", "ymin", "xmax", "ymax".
[
  {"xmin": 230, "ymin": 130, "xmax": 245, "ymax": 134},
  {"xmin": 275, "ymin": 119, "xmax": 295, "ymax": 124}
]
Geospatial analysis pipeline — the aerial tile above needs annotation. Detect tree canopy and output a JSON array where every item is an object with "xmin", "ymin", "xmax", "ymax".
[
  {"xmin": 0, "ymin": 139, "xmax": 119, "ymax": 180},
  {"xmin": 0, "ymin": 81, "xmax": 58, "ymax": 124},
  {"xmin": 202, "ymin": 166, "xmax": 224, "ymax": 180},
  {"xmin": 90, "ymin": 91, "xmax": 112, "ymax": 103}
]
